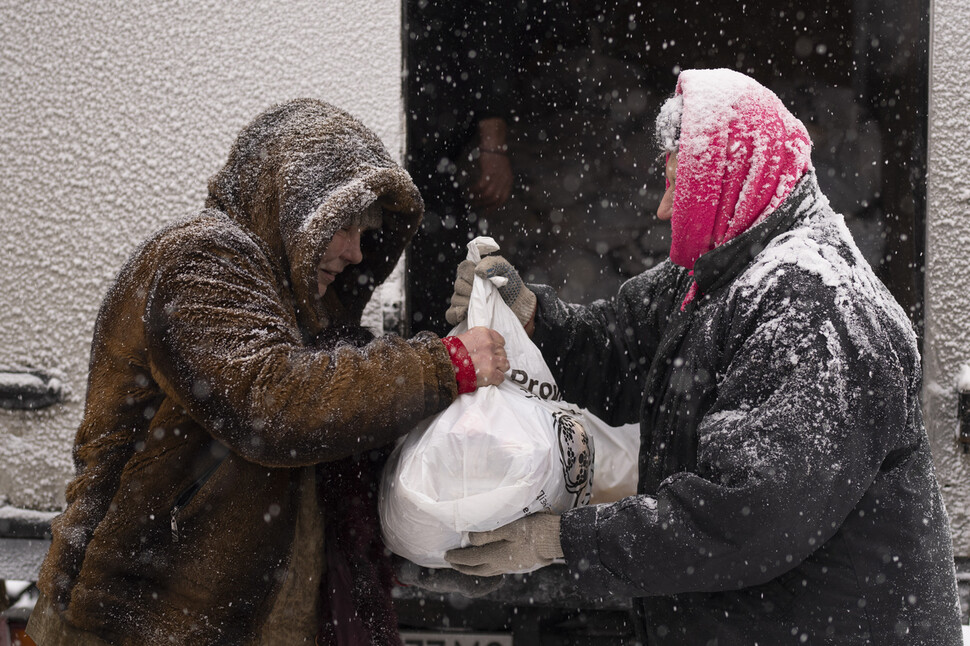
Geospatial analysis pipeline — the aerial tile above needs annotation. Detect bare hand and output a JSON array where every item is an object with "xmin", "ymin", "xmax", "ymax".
[
  {"xmin": 468, "ymin": 152, "xmax": 513, "ymax": 211},
  {"xmin": 468, "ymin": 117, "xmax": 513, "ymax": 211},
  {"xmin": 455, "ymin": 327, "xmax": 509, "ymax": 387}
]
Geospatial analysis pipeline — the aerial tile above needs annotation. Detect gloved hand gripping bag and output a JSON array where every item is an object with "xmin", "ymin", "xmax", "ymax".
[{"xmin": 379, "ymin": 237, "xmax": 594, "ymax": 570}]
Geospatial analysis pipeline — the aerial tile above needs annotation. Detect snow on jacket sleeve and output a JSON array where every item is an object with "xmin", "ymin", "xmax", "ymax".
[
  {"xmin": 559, "ymin": 257, "xmax": 919, "ymax": 598},
  {"xmin": 532, "ymin": 260, "xmax": 689, "ymax": 426},
  {"xmin": 144, "ymin": 225, "xmax": 457, "ymax": 467}
]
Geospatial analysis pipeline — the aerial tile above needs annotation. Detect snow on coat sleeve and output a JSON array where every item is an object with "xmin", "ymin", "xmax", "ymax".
[
  {"xmin": 144, "ymin": 222, "xmax": 457, "ymax": 467},
  {"xmin": 559, "ymin": 249, "xmax": 920, "ymax": 598},
  {"xmin": 531, "ymin": 260, "xmax": 690, "ymax": 427}
]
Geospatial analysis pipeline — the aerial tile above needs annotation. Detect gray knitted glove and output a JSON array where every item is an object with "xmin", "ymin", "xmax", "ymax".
[
  {"xmin": 445, "ymin": 255, "xmax": 536, "ymax": 328},
  {"xmin": 444, "ymin": 513, "xmax": 563, "ymax": 577},
  {"xmin": 394, "ymin": 558, "xmax": 505, "ymax": 598}
]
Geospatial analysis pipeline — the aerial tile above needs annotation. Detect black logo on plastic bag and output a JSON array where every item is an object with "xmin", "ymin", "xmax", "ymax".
[{"xmin": 554, "ymin": 411, "xmax": 593, "ymax": 507}]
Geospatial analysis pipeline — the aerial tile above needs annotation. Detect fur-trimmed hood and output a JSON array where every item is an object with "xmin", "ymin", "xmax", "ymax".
[{"xmin": 206, "ymin": 98, "xmax": 424, "ymax": 334}]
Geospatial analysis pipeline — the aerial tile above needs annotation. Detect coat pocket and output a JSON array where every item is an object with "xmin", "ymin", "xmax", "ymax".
[{"xmin": 170, "ymin": 454, "xmax": 227, "ymax": 543}]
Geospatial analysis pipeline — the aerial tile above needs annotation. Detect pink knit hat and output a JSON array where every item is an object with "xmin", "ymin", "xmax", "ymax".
[{"xmin": 665, "ymin": 69, "xmax": 813, "ymax": 285}]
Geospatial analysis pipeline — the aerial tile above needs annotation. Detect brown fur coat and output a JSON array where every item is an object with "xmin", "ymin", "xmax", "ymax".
[{"xmin": 37, "ymin": 99, "xmax": 456, "ymax": 645}]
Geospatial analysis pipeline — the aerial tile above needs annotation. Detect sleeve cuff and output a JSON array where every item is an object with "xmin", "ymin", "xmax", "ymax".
[
  {"xmin": 560, "ymin": 505, "xmax": 628, "ymax": 597},
  {"xmin": 442, "ymin": 336, "xmax": 477, "ymax": 394}
]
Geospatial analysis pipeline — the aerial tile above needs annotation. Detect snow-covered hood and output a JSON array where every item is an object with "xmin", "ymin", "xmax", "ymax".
[
  {"xmin": 205, "ymin": 99, "xmax": 424, "ymax": 334},
  {"xmin": 669, "ymin": 69, "xmax": 813, "ymax": 270}
]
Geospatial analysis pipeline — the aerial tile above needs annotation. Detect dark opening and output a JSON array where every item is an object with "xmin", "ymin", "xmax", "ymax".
[{"xmin": 404, "ymin": 0, "xmax": 928, "ymax": 338}]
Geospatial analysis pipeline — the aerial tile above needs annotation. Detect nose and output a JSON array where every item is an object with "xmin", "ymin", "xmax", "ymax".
[
  {"xmin": 657, "ymin": 186, "xmax": 674, "ymax": 221},
  {"xmin": 343, "ymin": 229, "xmax": 363, "ymax": 264}
]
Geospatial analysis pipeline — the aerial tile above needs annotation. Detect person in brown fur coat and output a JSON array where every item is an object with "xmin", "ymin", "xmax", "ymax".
[{"xmin": 26, "ymin": 98, "xmax": 509, "ymax": 646}]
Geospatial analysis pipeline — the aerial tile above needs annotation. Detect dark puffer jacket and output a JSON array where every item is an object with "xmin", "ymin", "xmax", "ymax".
[
  {"xmin": 538, "ymin": 175, "xmax": 963, "ymax": 645},
  {"xmin": 37, "ymin": 99, "xmax": 459, "ymax": 645}
]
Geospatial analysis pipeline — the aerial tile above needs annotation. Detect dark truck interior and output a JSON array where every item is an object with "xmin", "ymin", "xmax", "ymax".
[{"xmin": 399, "ymin": 0, "xmax": 929, "ymax": 643}]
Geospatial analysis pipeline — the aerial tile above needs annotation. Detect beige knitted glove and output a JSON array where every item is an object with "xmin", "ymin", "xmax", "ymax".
[
  {"xmin": 445, "ymin": 255, "xmax": 537, "ymax": 328},
  {"xmin": 445, "ymin": 259, "xmax": 476, "ymax": 327},
  {"xmin": 444, "ymin": 513, "xmax": 563, "ymax": 577}
]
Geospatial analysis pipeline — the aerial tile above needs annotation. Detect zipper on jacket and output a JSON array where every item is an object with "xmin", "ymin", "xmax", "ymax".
[{"xmin": 170, "ymin": 455, "xmax": 226, "ymax": 543}]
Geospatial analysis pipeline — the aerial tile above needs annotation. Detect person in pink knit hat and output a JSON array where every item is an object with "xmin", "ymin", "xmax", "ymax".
[{"xmin": 445, "ymin": 69, "xmax": 962, "ymax": 645}]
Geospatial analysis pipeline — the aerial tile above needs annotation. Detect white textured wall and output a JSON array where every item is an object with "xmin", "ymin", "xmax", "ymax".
[
  {"xmin": 0, "ymin": 1, "xmax": 404, "ymax": 510},
  {"xmin": 925, "ymin": 0, "xmax": 970, "ymax": 554}
]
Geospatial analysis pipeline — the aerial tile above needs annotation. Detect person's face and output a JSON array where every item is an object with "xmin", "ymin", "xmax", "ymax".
[
  {"xmin": 656, "ymin": 150, "xmax": 678, "ymax": 222},
  {"xmin": 317, "ymin": 225, "xmax": 365, "ymax": 297}
]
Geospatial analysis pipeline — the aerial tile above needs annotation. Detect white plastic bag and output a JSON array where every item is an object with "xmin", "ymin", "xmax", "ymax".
[
  {"xmin": 379, "ymin": 237, "xmax": 593, "ymax": 570},
  {"xmin": 582, "ymin": 416, "xmax": 640, "ymax": 504}
]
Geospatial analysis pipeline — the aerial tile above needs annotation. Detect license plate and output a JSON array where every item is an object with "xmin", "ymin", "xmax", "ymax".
[{"xmin": 400, "ymin": 630, "xmax": 513, "ymax": 646}]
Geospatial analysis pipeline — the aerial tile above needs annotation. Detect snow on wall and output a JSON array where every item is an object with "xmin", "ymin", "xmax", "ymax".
[
  {"xmin": 925, "ymin": 0, "xmax": 970, "ymax": 555},
  {"xmin": 0, "ymin": 1, "xmax": 405, "ymax": 510}
]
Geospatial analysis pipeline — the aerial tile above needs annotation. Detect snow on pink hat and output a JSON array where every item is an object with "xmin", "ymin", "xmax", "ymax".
[{"xmin": 663, "ymin": 69, "xmax": 813, "ymax": 272}]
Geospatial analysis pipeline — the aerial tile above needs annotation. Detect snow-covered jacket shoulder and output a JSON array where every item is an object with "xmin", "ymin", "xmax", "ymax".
[{"xmin": 534, "ymin": 174, "xmax": 962, "ymax": 645}]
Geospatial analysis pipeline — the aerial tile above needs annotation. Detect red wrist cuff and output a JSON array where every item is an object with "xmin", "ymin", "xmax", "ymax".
[{"xmin": 442, "ymin": 336, "xmax": 477, "ymax": 394}]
